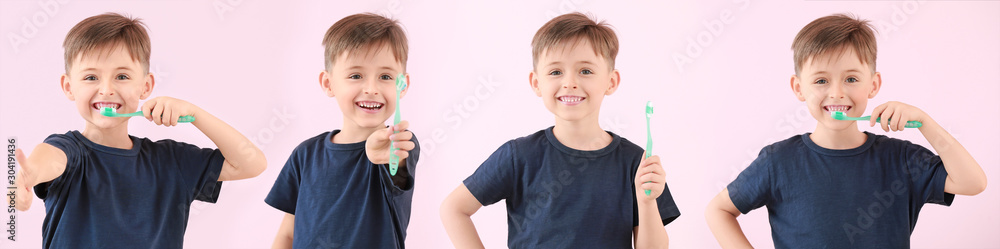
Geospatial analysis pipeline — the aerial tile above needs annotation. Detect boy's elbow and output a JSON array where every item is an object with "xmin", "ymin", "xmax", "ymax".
[
  {"xmin": 971, "ymin": 177, "xmax": 987, "ymax": 195},
  {"xmin": 251, "ymin": 156, "xmax": 268, "ymax": 177}
]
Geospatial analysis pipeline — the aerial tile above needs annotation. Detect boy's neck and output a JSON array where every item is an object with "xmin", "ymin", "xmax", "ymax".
[
  {"xmin": 332, "ymin": 121, "xmax": 382, "ymax": 144},
  {"xmin": 552, "ymin": 118, "xmax": 612, "ymax": 151},
  {"xmin": 809, "ymin": 123, "xmax": 867, "ymax": 150},
  {"xmin": 81, "ymin": 123, "xmax": 133, "ymax": 150}
]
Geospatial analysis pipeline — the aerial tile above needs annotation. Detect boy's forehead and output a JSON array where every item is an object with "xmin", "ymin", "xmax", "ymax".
[
  {"xmin": 803, "ymin": 47, "xmax": 869, "ymax": 73},
  {"xmin": 70, "ymin": 44, "xmax": 142, "ymax": 71},
  {"xmin": 539, "ymin": 39, "xmax": 605, "ymax": 64},
  {"xmin": 332, "ymin": 46, "xmax": 403, "ymax": 70}
]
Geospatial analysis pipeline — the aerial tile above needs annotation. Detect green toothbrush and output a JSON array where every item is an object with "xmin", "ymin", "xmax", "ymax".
[
  {"xmin": 389, "ymin": 74, "xmax": 407, "ymax": 176},
  {"xmin": 831, "ymin": 111, "xmax": 921, "ymax": 128},
  {"xmin": 644, "ymin": 101, "xmax": 653, "ymax": 196},
  {"xmin": 101, "ymin": 107, "xmax": 195, "ymax": 123}
]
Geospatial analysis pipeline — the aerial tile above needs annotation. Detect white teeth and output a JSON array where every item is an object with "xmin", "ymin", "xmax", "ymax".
[
  {"xmin": 357, "ymin": 102, "xmax": 383, "ymax": 109},
  {"xmin": 825, "ymin": 106, "xmax": 850, "ymax": 112},
  {"xmin": 93, "ymin": 103, "xmax": 121, "ymax": 110},
  {"xmin": 559, "ymin": 96, "xmax": 582, "ymax": 102}
]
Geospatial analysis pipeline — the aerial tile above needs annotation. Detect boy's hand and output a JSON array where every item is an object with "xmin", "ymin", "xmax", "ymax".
[
  {"xmin": 869, "ymin": 101, "xmax": 927, "ymax": 132},
  {"xmin": 13, "ymin": 149, "xmax": 35, "ymax": 211},
  {"xmin": 635, "ymin": 152, "xmax": 665, "ymax": 202},
  {"xmin": 141, "ymin": 96, "xmax": 201, "ymax": 127},
  {"xmin": 366, "ymin": 120, "xmax": 415, "ymax": 165}
]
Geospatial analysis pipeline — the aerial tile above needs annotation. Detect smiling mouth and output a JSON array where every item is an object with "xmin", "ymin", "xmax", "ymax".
[
  {"xmin": 557, "ymin": 96, "xmax": 585, "ymax": 104},
  {"xmin": 92, "ymin": 102, "xmax": 122, "ymax": 111},
  {"xmin": 823, "ymin": 105, "xmax": 851, "ymax": 113},
  {"xmin": 356, "ymin": 101, "xmax": 384, "ymax": 111}
]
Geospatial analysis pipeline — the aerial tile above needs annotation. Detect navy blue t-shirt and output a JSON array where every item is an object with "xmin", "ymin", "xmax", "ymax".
[
  {"xmin": 728, "ymin": 132, "xmax": 954, "ymax": 248},
  {"xmin": 464, "ymin": 127, "xmax": 680, "ymax": 248},
  {"xmin": 35, "ymin": 130, "xmax": 225, "ymax": 248},
  {"xmin": 265, "ymin": 130, "xmax": 419, "ymax": 249}
]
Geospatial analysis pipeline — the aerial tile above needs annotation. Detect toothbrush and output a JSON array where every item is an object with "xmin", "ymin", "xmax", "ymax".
[
  {"xmin": 831, "ymin": 111, "xmax": 921, "ymax": 128},
  {"xmin": 389, "ymin": 73, "xmax": 407, "ymax": 176},
  {"xmin": 101, "ymin": 107, "xmax": 195, "ymax": 123},
  {"xmin": 644, "ymin": 101, "xmax": 653, "ymax": 196}
]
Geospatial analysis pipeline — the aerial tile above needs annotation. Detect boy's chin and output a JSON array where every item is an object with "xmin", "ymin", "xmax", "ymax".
[{"xmin": 349, "ymin": 117, "xmax": 389, "ymax": 129}]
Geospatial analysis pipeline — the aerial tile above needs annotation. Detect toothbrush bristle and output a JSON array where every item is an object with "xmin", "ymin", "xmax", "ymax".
[
  {"xmin": 831, "ymin": 111, "xmax": 846, "ymax": 120},
  {"xmin": 646, "ymin": 101, "xmax": 653, "ymax": 115},
  {"xmin": 101, "ymin": 107, "xmax": 115, "ymax": 115}
]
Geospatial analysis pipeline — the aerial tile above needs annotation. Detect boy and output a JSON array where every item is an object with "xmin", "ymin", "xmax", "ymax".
[
  {"xmin": 440, "ymin": 13, "xmax": 680, "ymax": 248},
  {"xmin": 705, "ymin": 14, "xmax": 987, "ymax": 248},
  {"xmin": 265, "ymin": 13, "xmax": 419, "ymax": 249},
  {"xmin": 12, "ymin": 13, "xmax": 268, "ymax": 248}
]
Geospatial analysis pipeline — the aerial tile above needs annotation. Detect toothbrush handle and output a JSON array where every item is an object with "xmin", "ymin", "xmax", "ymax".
[
  {"xmin": 177, "ymin": 116, "xmax": 196, "ymax": 123},
  {"xmin": 644, "ymin": 117, "xmax": 652, "ymax": 196},
  {"xmin": 874, "ymin": 117, "xmax": 923, "ymax": 128},
  {"xmin": 389, "ymin": 99, "xmax": 401, "ymax": 176},
  {"xmin": 124, "ymin": 112, "xmax": 195, "ymax": 123}
]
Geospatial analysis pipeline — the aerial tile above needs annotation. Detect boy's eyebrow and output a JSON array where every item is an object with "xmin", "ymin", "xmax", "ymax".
[
  {"xmin": 342, "ymin": 65, "xmax": 399, "ymax": 72},
  {"xmin": 77, "ymin": 66, "xmax": 136, "ymax": 72}
]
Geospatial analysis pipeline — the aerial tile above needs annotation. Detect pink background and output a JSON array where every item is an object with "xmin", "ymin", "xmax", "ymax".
[{"xmin": 1, "ymin": 0, "xmax": 998, "ymax": 248}]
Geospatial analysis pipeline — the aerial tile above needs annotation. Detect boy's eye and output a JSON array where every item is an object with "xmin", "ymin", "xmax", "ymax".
[
  {"xmin": 548, "ymin": 70, "xmax": 562, "ymax": 76},
  {"xmin": 814, "ymin": 78, "xmax": 827, "ymax": 84},
  {"xmin": 580, "ymin": 69, "xmax": 593, "ymax": 75},
  {"xmin": 379, "ymin": 74, "xmax": 393, "ymax": 80},
  {"xmin": 846, "ymin": 77, "xmax": 858, "ymax": 83},
  {"xmin": 116, "ymin": 74, "xmax": 130, "ymax": 80},
  {"xmin": 83, "ymin": 75, "xmax": 97, "ymax": 81},
  {"xmin": 348, "ymin": 74, "xmax": 361, "ymax": 80}
]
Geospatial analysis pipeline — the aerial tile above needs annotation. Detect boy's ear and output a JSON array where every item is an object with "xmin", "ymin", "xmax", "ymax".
[
  {"xmin": 139, "ymin": 73, "xmax": 155, "ymax": 100},
  {"xmin": 319, "ymin": 70, "xmax": 335, "ymax": 97},
  {"xmin": 790, "ymin": 75, "xmax": 806, "ymax": 102},
  {"xmin": 60, "ymin": 74, "xmax": 74, "ymax": 101},
  {"xmin": 868, "ymin": 72, "xmax": 882, "ymax": 99},
  {"xmin": 529, "ymin": 70, "xmax": 542, "ymax": 97},
  {"xmin": 605, "ymin": 69, "xmax": 620, "ymax": 95},
  {"xmin": 398, "ymin": 73, "xmax": 410, "ymax": 99}
]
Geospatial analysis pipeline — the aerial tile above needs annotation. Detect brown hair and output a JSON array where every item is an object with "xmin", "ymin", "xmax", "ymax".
[
  {"xmin": 63, "ymin": 13, "xmax": 151, "ymax": 74},
  {"xmin": 322, "ymin": 13, "xmax": 408, "ymax": 71},
  {"xmin": 792, "ymin": 14, "xmax": 877, "ymax": 75},
  {"xmin": 531, "ymin": 12, "xmax": 618, "ymax": 70}
]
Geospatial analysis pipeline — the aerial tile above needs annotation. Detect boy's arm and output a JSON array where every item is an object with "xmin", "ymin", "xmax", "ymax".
[
  {"xmin": 271, "ymin": 213, "xmax": 294, "ymax": 249},
  {"xmin": 633, "ymin": 154, "xmax": 669, "ymax": 249},
  {"xmin": 142, "ymin": 96, "xmax": 267, "ymax": 181},
  {"xmin": 705, "ymin": 189, "xmax": 753, "ymax": 249},
  {"xmin": 917, "ymin": 118, "xmax": 987, "ymax": 195},
  {"xmin": 366, "ymin": 121, "xmax": 416, "ymax": 189},
  {"xmin": 440, "ymin": 184, "xmax": 486, "ymax": 249},
  {"xmin": 870, "ymin": 101, "xmax": 987, "ymax": 195},
  {"xmin": 633, "ymin": 202, "xmax": 669, "ymax": 249},
  {"xmin": 13, "ymin": 145, "xmax": 68, "ymax": 211}
]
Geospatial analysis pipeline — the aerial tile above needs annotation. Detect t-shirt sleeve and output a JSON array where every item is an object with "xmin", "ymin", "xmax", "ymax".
[
  {"xmin": 903, "ymin": 141, "xmax": 954, "ymax": 206},
  {"xmin": 630, "ymin": 155, "xmax": 682, "ymax": 227},
  {"xmin": 35, "ymin": 133, "xmax": 83, "ymax": 199},
  {"xmin": 378, "ymin": 133, "xmax": 420, "ymax": 195},
  {"xmin": 463, "ymin": 141, "xmax": 516, "ymax": 206},
  {"xmin": 656, "ymin": 180, "xmax": 681, "ymax": 226},
  {"xmin": 169, "ymin": 140, "xmax": 226, "ymax": 203},
  {"xmin": 727, "ymin": 147, "xmax": 774, "ymax": 214},
  {"xmin": 264, "ymin": 148, "xmax": 303, "ymax": 215}
]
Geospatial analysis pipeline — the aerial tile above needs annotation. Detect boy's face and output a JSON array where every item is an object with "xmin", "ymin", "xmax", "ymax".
[
  {"xmin": 530, "ymin": 39, "xmax": 619, "ymax": 124},
  {"xmin": 320, "ymin": 45, "xmax": 408, "ymax": 130},
  {"xmin": 792, "ymin": 47, "xmax": 881, "ymax": 131},
  {"xmin": 61, "ymin": 44, "xmax": 153, "ymax": 130}
]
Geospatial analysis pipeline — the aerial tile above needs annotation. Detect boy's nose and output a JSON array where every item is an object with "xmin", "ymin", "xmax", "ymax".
[
  {"xmin": 828, "ymin": 83, "xmax": 845, "ymax": 99},
  {"xmin": 562, "ymin": 78, "xmax": 579, "ymax": 89},
  {"xmin": 362, "ymin": 80, "xmax": 379, "ymax": 95},
  {"xmin": 98, "ymin": 80, "xmax": 114, "ymax": 96}
]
